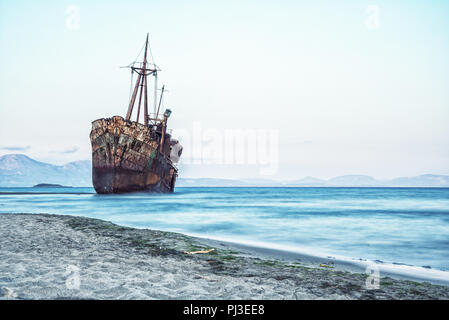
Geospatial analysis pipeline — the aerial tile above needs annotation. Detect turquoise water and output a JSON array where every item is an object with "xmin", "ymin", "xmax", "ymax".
[{"xmin": 1, "ymin": 187, "xmax": 449, "ymax": 271}]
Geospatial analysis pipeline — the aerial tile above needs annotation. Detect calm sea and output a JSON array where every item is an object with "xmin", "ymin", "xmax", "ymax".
[{"xmin": 1, "ymin": 187, "xmax": 448, "ymax": 271}]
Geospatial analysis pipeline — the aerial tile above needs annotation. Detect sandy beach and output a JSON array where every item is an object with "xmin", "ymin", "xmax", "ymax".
[{"xmin": 1, "ymin": 213, "xmax": 449, "ymax": 300}]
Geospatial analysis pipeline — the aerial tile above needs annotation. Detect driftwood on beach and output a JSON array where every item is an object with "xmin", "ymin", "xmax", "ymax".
[{"xmin": 184, "ymin": 249, "xmax": 215, "ymax": 255}]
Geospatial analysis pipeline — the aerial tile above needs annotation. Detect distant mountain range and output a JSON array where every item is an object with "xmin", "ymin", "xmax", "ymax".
[
  {"xmin": 0, "ymin": 154, "xmax": 91, "ymax": 187},
  {"xmin": 1, "ymin": 154, "xmax": 448, "ymax": 188},
  {"xmin": 176, "ymin": 175, "xmax": 449, "ymax": 187}
]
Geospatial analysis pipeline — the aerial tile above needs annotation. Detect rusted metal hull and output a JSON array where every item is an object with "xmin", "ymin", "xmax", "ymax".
[{"xmin": 90, "ymin": 116, "xmax": 177, "ymax": 194}]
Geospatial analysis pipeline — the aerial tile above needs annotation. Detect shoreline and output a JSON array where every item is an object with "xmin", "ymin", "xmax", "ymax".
[
  {"xmin": 1, "ymin": 213, "xmax": 449, "ymax": 299},
  {"xmin": 191, "ymin": 236, "xmax": 449, "ymax": 287}
]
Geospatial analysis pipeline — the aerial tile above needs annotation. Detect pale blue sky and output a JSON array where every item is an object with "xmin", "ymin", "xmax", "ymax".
[{"xmin": 1, "ymin": 0, "xmax": 448, "ymax": 179}]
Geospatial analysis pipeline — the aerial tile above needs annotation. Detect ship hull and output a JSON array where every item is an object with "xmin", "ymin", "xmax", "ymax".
[{"xmin": 90, "ymin": 116, "xmax": 177, "ymax": 194}]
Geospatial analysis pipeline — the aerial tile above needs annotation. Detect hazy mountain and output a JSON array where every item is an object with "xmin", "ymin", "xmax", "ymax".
[
  {"xmin": 388, "ymin": 174, "xmax": 449, "ymax": 187},
  {"xmin": 328, "ymin": 175, "xmax": 380, "ymax": 187},
  {"xmin": 0, "ymin": 154, "xmax": 92, "ymax": 187},
  {"xmin": 1, "ymin": 154, "xmax": 448, "ymax": 188},
  {"xmin": 283, "ymin": 176, "xmax": 328, "ymax": 186},
  {"xmin": 60, "ymin": 160, "xmax": 92, "ymax": 186}
]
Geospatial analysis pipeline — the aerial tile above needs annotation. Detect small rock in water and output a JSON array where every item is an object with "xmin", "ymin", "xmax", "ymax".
[
  {"xmin": 392, "ymin": 262, "xmax": 409, "ymax": 266},
  {"xmin": 422, "ymin": 265, "xmax": 432, "ymax": 269},
  {"xmin": 374, "ymin": 260, "xmax": 384, "ymax": 264},
  {"xmin": 1, "ymin": 287, "xmax": 18, "ymax": 299}
]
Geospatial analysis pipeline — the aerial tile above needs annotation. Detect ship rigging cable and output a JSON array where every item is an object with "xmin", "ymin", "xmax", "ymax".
[{"xmin": 127, "ymin": 38, "xmax": 158, "ymax": 114}]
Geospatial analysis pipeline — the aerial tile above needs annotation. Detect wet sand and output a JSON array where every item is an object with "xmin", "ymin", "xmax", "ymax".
[{"xmin": 1, "ymin": 213, "xmax": 449, "ymax": 300}]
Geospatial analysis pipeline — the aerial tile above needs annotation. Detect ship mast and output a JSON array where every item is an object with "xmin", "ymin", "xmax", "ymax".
[{"xmin": 125, "ymin": 33, "xmax": 159, "ymax": 126}]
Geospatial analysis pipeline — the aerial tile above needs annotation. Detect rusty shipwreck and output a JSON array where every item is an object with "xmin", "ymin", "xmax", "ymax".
[{"xmin": 90, "ymin": 34, "xmax": 182, "ymax": 194}]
